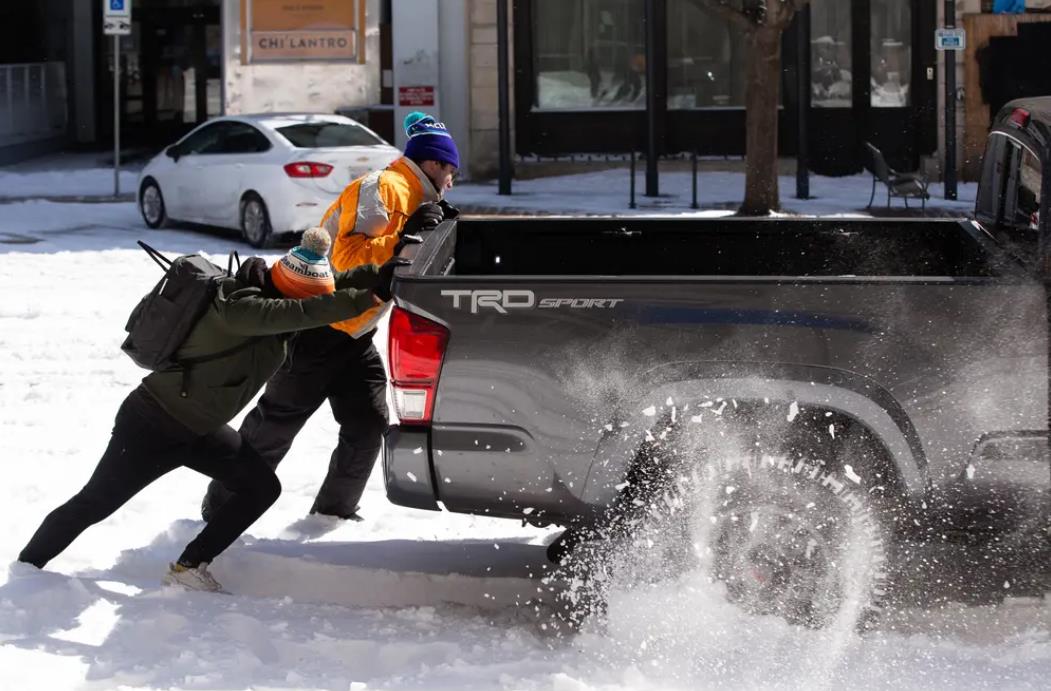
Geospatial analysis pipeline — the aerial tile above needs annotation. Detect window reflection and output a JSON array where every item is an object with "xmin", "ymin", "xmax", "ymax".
[
  {"xmin": 811, "ymin": 0, "xmax": 852, "ymax": 108},
  {"xmin": 871, "ymin": 0, "xmax": 911, "ymax": 107},
  {"xmin": 533, "ymin": 0, "xmax": 646, "ymax": 110},
  {"xmin": 667, "ymin": 0, "xmax": 747, "ymax": 109}
]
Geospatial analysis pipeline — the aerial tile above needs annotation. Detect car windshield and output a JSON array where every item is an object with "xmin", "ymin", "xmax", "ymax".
[{"xmin": 276, "ymin": 122, "xmax": 385, "ymax": 148}]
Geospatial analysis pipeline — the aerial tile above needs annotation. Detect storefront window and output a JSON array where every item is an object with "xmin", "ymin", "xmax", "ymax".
[
  {"xmin": 533, "ymin": 0, "xmax": 645, "ymax": 110},
  {"xmin": 811, "ymin": 0, "xmax": 852, "ymax": 108},
  {"xmin": 870, "ymin": 0, "xmax": 911, "ymax": 107},
  {"xmin": 666, "ymin": 0, "xmax": 747, "ymax": 109}
]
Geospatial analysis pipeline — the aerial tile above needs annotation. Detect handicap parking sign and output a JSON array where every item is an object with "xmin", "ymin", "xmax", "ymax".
[{"xmin": 104, "ymin": 0, "xmax": 131, "ymax": 18}]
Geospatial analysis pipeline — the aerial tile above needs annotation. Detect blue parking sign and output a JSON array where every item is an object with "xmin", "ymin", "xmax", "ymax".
[{"xmin": 110, "ymin": 0, "xmax": 123, "ymax": 9}]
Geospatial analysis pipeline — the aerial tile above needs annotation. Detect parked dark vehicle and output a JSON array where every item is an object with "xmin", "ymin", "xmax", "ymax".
[{"xmin": 382, "ymin": 97, "xmax": 1051, "ymax": 626}]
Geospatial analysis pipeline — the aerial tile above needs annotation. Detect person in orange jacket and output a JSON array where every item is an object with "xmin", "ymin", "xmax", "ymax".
[{"xmin": 199, "ymin": 112, "xmax": 459, "ymax": 522}]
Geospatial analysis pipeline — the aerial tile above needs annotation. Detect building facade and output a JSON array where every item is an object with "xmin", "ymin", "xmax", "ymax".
[{"xmin": 1, "ymin": 0, "xmax": 1046, "ymax": 183}]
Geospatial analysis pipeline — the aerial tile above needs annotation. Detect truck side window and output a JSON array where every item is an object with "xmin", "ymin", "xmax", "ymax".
[
  {"xmin": 975, "ymin": 133, "xmax": 1007, "ymax": 227},
  {"xmin": 1016, "ymin": 148, "xmax": 1042, "ymax": 230}
]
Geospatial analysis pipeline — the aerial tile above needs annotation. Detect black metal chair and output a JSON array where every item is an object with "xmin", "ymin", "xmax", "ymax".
[{"xmin": 864, "ymin": 141, "xmax": 930, "ymax": 211}]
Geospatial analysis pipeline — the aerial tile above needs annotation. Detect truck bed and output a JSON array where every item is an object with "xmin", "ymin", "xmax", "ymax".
[{"xmin": 386, "ymin": 217, "xmax": 1046, "ymax": 533}]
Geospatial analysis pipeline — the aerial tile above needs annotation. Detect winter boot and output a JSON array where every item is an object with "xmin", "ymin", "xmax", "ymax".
[{"xmin": 163, "ymin": 562, "xmax": 226, "ymax": 593}]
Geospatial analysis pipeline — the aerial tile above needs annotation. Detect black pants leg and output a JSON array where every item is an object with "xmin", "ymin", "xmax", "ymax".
[
  {"xmin": 312, "ymin": 341, "xmax": 389, "ymax": 516},
  {"xmin": 178, "ymin": 442, "xmax": 280, "ymax": 566},
  {"xmin": 18, "ymin": 391, "xmax": 186, "ymax": 568},
  {"xmin": 21, "ymin": 386, "xmax": 281, "ymax": 569}
]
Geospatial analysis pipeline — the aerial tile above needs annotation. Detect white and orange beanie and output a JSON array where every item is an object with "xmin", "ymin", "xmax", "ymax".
[{"xmin": 270, "ymin": 227, "xmax": 336, "ymax": 298}]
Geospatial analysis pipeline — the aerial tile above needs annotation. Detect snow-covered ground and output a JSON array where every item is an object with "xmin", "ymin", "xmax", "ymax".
[{"xmin": 0, "ymin": 165, "xmax": 1047, "ymax": 690}]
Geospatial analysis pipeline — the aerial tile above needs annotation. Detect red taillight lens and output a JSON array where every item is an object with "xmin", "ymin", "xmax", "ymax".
[
  {"xmin": 1009, "ymin": 108, "xmax": 1031, "ymax": 129},
  {"xmin": 284, "ymin": 161, "xmax": 334, "ymax": 178},
  {"xmin": 389, "ymin": 306, "xmax": 449, "ymax": 425}
]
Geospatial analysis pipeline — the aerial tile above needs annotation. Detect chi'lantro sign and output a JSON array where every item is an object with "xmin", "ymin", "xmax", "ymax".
[{"xmin": 243, "ymin": 0, "xmax": 364, "ymax": 63}]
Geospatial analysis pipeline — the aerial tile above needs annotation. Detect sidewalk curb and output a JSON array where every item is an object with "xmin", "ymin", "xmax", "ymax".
[{"xmin": 0, "ymin": 194, "xmax": 135, "ymax": 204}]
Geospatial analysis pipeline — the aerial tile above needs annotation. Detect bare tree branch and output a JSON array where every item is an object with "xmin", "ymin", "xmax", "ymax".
[{"xmin": 692, "ymin": 0, "xmax": 754, "ymax": 31}]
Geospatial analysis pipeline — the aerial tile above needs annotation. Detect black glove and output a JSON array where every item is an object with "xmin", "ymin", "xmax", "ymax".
[
  {"xmin": 374, "ymin": 257, "xmax": 411, "ymax": 302},
  {"xmin": 394, "ymin": 233, "xmax": 423, "ymax": 255},
  {"xmin": 438, "ymin": 199, "xmax": 460, "ymax": 220},
  {"xmin": 235, "ymin": 256, "xmax": 268, "ymax": 290},
  {"xmin": 403, "ymin": 202, "xmax": 443, "ymax": 235}
]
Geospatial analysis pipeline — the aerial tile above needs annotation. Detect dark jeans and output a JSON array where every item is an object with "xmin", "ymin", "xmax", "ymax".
[
  {"xmin": 203, "ymin": 326, "xmax": 388, "ymax": 519},
  {"xmin": 19, "ymin": 386, "xmax": 280, "ymax": 569}
]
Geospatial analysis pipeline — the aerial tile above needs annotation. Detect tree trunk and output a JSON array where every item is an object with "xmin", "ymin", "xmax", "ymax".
[{"xmin": 740, "ymin": 25, "xmax": 784, "ymax": 215}]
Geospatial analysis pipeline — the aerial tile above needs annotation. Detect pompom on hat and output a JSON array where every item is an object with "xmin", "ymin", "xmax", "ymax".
[
  {"xmin": 270, "ymin": 228, "xmax": 336, "ymax": 298},
  {"xmin": 403, "ymin": 111, "xmax": 460, "ymax": 169}
]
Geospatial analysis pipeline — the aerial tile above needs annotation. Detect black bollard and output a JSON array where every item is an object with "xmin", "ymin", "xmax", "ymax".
[
  {"xmin": 691, "ymin": 149, "xmax": 699, "ymax": 210},
  {"xmin": 629, "ymin": 151, "xmax": 637, "ymax": 209}
]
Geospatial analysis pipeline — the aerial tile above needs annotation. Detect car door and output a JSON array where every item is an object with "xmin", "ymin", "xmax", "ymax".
[
  {"xmin": 166, "ymin": 121, "xmax": 230, "ymax": 223},
  {"xmin": 194, "ymin": 122, "xmax": 273, "ymax": 228}
]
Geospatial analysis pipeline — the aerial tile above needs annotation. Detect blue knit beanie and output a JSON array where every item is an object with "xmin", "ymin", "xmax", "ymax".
[{"xmin": 403, "ymin": 111, "xmax": 460, "ymax": 169}]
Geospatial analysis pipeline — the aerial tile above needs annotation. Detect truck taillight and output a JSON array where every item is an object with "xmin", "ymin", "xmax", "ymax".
[
  {"xmin": 284, "ymin": 161, "xmax": 333, "ymax": 178},
  {"xmin": 389, "ymin": 306, "xmax": 449, "ymax": 425},
  {"xmin": 1009, "ymin": 108, "xmax": 1031, "ymax": 129}
]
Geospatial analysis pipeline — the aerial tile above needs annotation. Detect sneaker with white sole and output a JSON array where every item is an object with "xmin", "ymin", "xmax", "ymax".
[{"xmin": 163, "ymin": 562, "xmax": 226, "ymax": 593}]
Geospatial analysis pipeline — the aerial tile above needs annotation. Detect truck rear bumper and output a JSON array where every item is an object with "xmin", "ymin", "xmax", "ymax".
[{"xmin": 382, "ymin": 425, "xmax": 440, "ymax": 511}]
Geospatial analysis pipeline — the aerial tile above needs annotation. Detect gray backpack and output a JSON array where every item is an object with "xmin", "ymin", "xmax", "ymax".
[{"xmin": 121, "ymin": 241, "xmax": 246, "ymax": 373}]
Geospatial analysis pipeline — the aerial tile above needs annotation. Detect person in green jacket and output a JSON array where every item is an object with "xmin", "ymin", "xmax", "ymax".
[{"xmin": 18, "ymin": 229, "xmax": 400, "ymax": 592}]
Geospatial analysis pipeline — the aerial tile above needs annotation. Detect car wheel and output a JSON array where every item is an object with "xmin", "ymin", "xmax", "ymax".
[
  {"xmin": 139, "ymin": 179, "xmax": 169, "ymax": 229},
  {"xmin": 241, "ymin": 193, "xmax": 273, "ymax": 248}
]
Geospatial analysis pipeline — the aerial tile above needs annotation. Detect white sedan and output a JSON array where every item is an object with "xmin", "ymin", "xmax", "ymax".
[{"xmin": 137, "ymin": 113, "xmax": 401, "ymax": 247}]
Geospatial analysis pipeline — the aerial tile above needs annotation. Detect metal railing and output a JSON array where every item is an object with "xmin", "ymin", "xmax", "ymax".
[{"xmin": 0, "ymin": 62, "xmax": 68, "ymax": 144}]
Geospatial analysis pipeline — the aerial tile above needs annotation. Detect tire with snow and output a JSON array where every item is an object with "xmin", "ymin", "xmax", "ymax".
[
  {"xmin": 139, "ymin": 178, "xmax": 169, "ymax": 229},
  {"xmin": 707, "ymin": 455, "xmax": 889, "ymax": 629},
  {"xmin": 561, "ymin": 407, "xmax": 892, "ymax": 631}
]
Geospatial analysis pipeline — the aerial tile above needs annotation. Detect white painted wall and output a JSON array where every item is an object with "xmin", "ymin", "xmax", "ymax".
[
  {"xmin": 221, "ymin": 0, "xmax": 381, "ymax": 116},
  {"xmin": 439, "ymin": 0, "xmax": 471, "ymax": 178}
]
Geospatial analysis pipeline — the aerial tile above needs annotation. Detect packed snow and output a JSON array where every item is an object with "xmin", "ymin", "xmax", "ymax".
[{"xmin": 0, "ymin": 164, "xmax": 1047, "ymax": 690}]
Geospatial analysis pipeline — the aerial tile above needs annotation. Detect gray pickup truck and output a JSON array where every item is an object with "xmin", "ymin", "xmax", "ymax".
[{"xmin": 382, "ymin": 98, "xmax": 1051, "ymax": 626}]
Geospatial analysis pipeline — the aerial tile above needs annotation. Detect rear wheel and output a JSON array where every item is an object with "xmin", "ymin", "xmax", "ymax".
[
  {"xmin": 709, "ymin": 456, "xmax": 888, "ymax": 628},
  {"xmin": 240, "ymin": 193, "xmax": 273, "ymax": 248},
  {"xmin": 139, "ymin": 178, "xmax": 168, "ymax": 229}
]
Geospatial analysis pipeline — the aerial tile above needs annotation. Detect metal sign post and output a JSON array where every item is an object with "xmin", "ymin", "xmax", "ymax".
[
  {"xmin": 938, "ymin": 3, "xmax": 961, "ymax": 201},
  {"xmin": 103, "ymin": 0, "xmax": 132, "ymax": 197}
]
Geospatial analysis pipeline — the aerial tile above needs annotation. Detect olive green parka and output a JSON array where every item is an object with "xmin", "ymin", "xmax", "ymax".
[{"xmin": 142, "ymin": 265, "xmax": 379, "ymax": 434}]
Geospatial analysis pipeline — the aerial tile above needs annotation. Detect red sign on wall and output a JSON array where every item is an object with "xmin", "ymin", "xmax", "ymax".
[{"xmin": 399, "ymin": 86, "xmax": 436, "ymax": 107}]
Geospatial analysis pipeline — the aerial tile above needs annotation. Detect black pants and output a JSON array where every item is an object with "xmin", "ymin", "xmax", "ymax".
[
  {"xmin": 203, "ymin": 326, "xmax": 388, "ymax": 519},
  {"xmin": 19, "ymin": 386, "xmax": 280, "ymax": 569}
]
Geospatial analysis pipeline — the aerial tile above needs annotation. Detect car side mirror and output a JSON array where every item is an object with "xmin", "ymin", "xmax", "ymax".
[{"xmin": 166, "ymin": 145, "xmax": 182, "ymax": 162}]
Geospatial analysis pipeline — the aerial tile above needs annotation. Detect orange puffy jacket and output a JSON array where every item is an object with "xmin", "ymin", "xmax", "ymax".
[{"xmin": 320, "ymin": 156, "xmax": 440, "ymax": 338}]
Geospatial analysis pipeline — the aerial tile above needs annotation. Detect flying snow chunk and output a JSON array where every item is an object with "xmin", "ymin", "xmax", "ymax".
[
  {"xmin": 690, "ymin": 414, "xmax": 704, "ymax": 423},
  {"xmin": 787, "ymin": 401, "xmax": 800, "ymax": 422},
  {"xmin": 844, "ymin": 464, "xmax": 862, "ymax": 484},
  {"xmin": 604, "ymin": 423, "xmax": 614, "ymax": 432},
  {"xmin": 406, "ymin": 472, "xmax": 418, "ymax": 482},
  {"xmin": 642, "ymin": 405, "xmax": 657, "ymax": 417},
  {"xmin": 523, "ymin": 507, "xmax": 535, "ymax": 515},
  {"xmin": 665, "ymin": 397, "xmax": 674, "ymax": 406},
  {"xmin": 828, "ymin": 423, "xmax": 836, "ymax": 439},
  {"xmin": 413, "ymin": 447, "xmax": 423, "ymax": 455},
  {"xmin": 966, "ymin": 463, "xmax": 976, "ymax": 480},
  {"xmin": 615, "ymin": 481, "xmax": 630, "ymax": 491}
]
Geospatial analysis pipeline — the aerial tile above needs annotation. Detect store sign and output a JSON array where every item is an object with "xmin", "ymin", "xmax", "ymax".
[
  {"xmin": 935, "ymin": 28, "xmax": 966, "ymax": 51},
  {"xmin": 399, "ymin": 86, "xmax": 436, "ymax": 107},
  {"xmin": 245, "ymin": 0, "xmax": 363, "ymax": 63}
]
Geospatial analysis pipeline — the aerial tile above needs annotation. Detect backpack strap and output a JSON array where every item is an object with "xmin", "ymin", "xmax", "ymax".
[
  {"xmin": 176, "ymin": 336, "xmax": 264, "ymax": 398},
  {"xmin": 227, "ymin": 250, "xmax": 241, "ymax": 277},
  {"xmin": 138, "ymin": 241, "xmax": 173, "ymax": 272}
]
